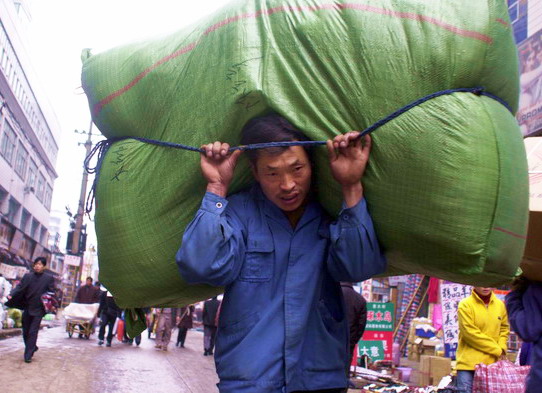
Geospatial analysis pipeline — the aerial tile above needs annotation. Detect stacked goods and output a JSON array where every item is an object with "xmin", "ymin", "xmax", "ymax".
[{"xmin": 82, "ymin": 0, "xmax": 528, "ymax": 308}]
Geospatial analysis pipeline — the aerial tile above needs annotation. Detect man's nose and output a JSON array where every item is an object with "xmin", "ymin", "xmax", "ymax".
[{"xmin": 280, "ymin": 174, "xmax": 295, "ymax": 191}]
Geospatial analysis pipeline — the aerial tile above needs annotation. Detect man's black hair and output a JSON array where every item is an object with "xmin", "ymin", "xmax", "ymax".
[
  {"xmin": 86, "ymin": 277, "xmax": 93, "ymax": 282},
  {"xmin": 240, "ymin": 113, "xmax": 312, "ymax": 165},
  {"xmin": 33, "ymin": 256, "xmax": 47, "ymax": 266}
]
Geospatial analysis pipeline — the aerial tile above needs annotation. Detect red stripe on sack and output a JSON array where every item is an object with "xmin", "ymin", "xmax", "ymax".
[
  {"xmin": 340, "ymin": 3, "xmax": 493, "ymax": 43},
  {"xmin": 94, "ymin": 3, "xmax": 493, "ymax": 116},
  {"xmin": 496, "ymin": 18, "xmax": 509, "ymax": 27},
  {"xmin": 493, "ymin": 227, "xmax": 527, "ymax": 239}
]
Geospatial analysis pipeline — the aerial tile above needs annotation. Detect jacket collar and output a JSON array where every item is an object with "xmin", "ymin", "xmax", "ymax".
[{"xmin": 471, "ymin": 289, "xmax": 495, "ymax": 305}]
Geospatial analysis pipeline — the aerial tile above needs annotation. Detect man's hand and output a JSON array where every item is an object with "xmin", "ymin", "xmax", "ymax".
[
  {"xmin": 200, "ymin": 142, "xmax": 242, "ymax": 197},
  {"xmin": 326, "ymin": 132, "xmax": 371, "ymax": 207}
]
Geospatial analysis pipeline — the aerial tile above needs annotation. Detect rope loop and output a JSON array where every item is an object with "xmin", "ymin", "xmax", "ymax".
[{"xmin": 83, "ymin": 86, "xmax": 511, "ymax": 214}]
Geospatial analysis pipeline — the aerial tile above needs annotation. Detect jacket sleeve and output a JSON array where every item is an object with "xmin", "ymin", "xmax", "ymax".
[
  {"xmin": 10, "ymin": 273, "xmax": 30, "ymax": 299},
  {"xmin": 176, "ymin": 192, "xmax": 246, "ymax": 287},
  {"xmin": 327, "ymin": 198, "xmax": 387, "ymax": 282},
  {"xmin": 506, "ymin": 288, "xmax": 542, "ymax": 343},
  {"xmin": 358, "ymin": 296, "xmax": 368, "ymax": 337},
  {"xmin": 458, "ymin": 301, "xmax": 502, "ymax": 357}
]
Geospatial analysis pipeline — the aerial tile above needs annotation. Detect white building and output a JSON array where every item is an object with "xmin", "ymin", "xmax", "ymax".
[{"xmin": 0, "ymin": 0, "xmax": 61, "ymax": 276}]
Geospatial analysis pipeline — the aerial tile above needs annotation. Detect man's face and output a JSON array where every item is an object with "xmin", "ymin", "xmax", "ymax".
[
  {"xmin": 474, "ymin": 287, "xmax": 492, "ymax": 297},
  {"xmin": 86, "ymin": 278, "xmax": 93, "ymax": 286},
  {"xmin": 33, "ymin": 261, "xmax": 45, "ymax": 274},
  {"xmin": 252, "ymin": 146, "xmax": 312, "ymax": 212}
]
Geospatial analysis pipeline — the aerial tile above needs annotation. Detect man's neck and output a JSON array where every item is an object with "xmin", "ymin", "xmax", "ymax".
[{"xmin": 285, "ymin": 207, "xmax": 304, "ymax": 228}]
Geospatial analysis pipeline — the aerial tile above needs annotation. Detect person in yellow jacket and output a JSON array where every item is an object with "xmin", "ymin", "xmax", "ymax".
[{"xmin": 456, "ymin": 287, "xmax": 509, "ymax": 393}]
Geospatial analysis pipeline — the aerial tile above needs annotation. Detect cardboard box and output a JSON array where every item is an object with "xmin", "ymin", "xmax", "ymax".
[
  {"xmin": 419, "ymin": 355, "xmax": 451, "ymax": 387},
  {"xmin": 408, "ymin": 344, "xmax": 420, "ymax": 362},
  {"xmin": 524, "ymin": 138, "xmax": 542, "ymax": 282},
  {"xmin": 420, "ymin": 339, "xmax": 438, "ymax": 356}
]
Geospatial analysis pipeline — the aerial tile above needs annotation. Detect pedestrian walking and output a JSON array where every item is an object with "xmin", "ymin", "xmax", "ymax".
[
  {"xmin": 176, "ymin": 304, "xmax": 195, "ymax": 348},
  {"xmin": 74, "ymin": 277, "xmax": 101, "ymax": 338},
  {"xmin": 202, "ymin": 297, "xmax": 220, "ymax": 356},
  {"xmin": 456, "ymin": 286, "xmax": 509, "ymax": 393},
  {"xmin": 505, "ymin": 275, "xmax": 542, "ymax": 392},
  {"xmin": 6, "ymin": 257, "xmax": 55, "ymax": 363},
  {"xmin": 177, "ymin": 114, "xmax": 386, "ymax": 392},
  {"xmin": 154, "ymin": 308, "xmax": 178, "ymax": 351},
  {"xmin": 97, "ymin": 290, "xmax": 121, "ymax": 347},
  {"xmin": 341, "ymin": 282, "xmax": 367, "ymax": 374}
]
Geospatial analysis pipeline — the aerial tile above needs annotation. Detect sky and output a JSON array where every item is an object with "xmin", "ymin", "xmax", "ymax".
[{"xmin": 23, "ymin": 0, "xmax": 233, "ymax": 249}]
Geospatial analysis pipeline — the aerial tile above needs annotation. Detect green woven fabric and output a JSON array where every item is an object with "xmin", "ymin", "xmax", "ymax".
[{"xmin": 82, "ymin": 0, "xmax": 528, "ymax": 308}]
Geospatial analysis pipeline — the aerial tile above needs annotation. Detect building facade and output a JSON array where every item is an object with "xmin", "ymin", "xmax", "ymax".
[{"xmin": 0, "ymin": 0, "xmax": 60, "ymax": 280}]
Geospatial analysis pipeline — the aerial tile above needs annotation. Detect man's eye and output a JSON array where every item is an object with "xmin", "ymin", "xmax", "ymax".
[
  {"xmin": 266, "ymin": 173, "xmax": 276, "ymax": 177},
  {"xmin": 294, "ymin": 166, "xmax": 303, "ymax": 172}
]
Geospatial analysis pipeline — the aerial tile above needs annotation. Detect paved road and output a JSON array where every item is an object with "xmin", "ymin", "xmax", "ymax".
[{"xmin": 0, "ymin": 324, "xmax": 219, "ymax": 393}]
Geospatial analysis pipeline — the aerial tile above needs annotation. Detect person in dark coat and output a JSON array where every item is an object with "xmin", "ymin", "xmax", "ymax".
[
  {"xmin": 7, "ymin": 257, "xmax": 55, "ymax": 363},
  {"xmin": 74, "ymin": 277, "xmax": 100, "ymax": 304},
  {"xmin": 341, "ymin": 282, "xmax": 367, "ymax": 371},
  {"xmin": 202, "ymin": 296, "xmax": 220, "ymax": 356},
  {"xmin": 74, "ymin": 277, "xmax": 101, "ymax": 338},
  {"xmin": 97, "ymin": 290, "xmax": 122, "ymax": 347},
  {"xmin": 176, "ymin": 304, "xmax": 195, "ymax": 347},
  {"xmin": 505, "ymin": 275, "xmax": 542, "ymax": 392}
]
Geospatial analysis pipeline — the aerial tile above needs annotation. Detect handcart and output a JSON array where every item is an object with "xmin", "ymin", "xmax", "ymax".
[{"xmin": 63, "ymin": 303, "xmax": 100, "ymax": 339}]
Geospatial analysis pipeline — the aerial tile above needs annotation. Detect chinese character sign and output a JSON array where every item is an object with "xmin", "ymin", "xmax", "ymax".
[
  {"xmin": 365, "ymin": 302, "xmax": 394, "ymax": 331},
  {"xmin": 440, "ymin": 282, "xmax": 471, "ymax": 358},
  {"xmin": 361, "ymin": 279, "xmax": 372, "ymax": 300},
  {"xmin": 358, "ymin": 340, "xmax": 385, "ymax": 362}
]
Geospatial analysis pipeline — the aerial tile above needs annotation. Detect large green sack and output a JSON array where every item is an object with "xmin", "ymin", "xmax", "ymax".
[{"xmin": 82, "ymin": 0, "xmax": 529, "ymax": 308}]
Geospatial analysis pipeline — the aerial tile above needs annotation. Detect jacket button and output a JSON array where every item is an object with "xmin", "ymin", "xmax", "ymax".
[
  {"xmin": 216, "ymin": 202, "xmax": 223, "ymax": 209},
  {"xmin": 343, "ymin": 214, "xmax": 349, "ymax": 220}
]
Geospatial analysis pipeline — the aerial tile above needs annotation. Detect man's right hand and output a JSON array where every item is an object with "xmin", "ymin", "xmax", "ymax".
[{"xmin": 201, "ymin": 142, "xmax": 242, "ymax": 197}]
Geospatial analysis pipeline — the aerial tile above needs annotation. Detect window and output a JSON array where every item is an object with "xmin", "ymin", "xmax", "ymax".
[
  {"xmin": 44, "ymin": 183, "xmax": 53, "ymax": 210},
  {"xmin": 7, "ymin": 197, "xmax": 20, "ymax": 224},
  {"xmin": 36, "ymin": 172, "xmax": 45, "ymax": 201},
  {"xmin": 40, "ymin": 227, "xmax": 48, "ymax": 245},
  {"xmin": 27, "ymin": 159, "xmax": 37, "ymax": 188},
  {"xmin": 0, "ymin": 121, "xmax": 17, "ymax": 164},
  {"xmin": 14, "ymin": 141, "xmax": 28, "ymax": 179},
  {"xmin": 30, "ymin": 218, "xmax": 39, "ymax": 240},
  {"xmin": 20, "ymin": 209, "xmax": 30, "ymax": 233}
]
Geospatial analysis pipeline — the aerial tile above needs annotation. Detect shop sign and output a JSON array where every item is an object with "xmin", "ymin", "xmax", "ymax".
[
  {"xmin": 361, "ymin": 279, "xmax": 372, "ymax": 300},
  {"xmin": 360, "ymin": 330, "xmax": 393, "ymax": 361},
  {"xmin": 358, "ymin": 340, "xmax": 385, "ymax": 362},
  {"xmin": 64, "ymin": 254, "xmax": 81, "ymax": 267},
  {"xmin": 365, "ymin": 302, "xmax": 394, "ymax": 331},
  {"xmin": 440, "ymin": 282, "xmax": 471, "ymax": 359},
  {"xmin": 0, "ymin": 263, "xmax": 16, "ymax": 279}
]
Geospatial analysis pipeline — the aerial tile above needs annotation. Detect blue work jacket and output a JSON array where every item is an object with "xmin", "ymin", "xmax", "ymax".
[{"xmin": 176, "ymin": 185, "xmax": 386, "ymax": 393}]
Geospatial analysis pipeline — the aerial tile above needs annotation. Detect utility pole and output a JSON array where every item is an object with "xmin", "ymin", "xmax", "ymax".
[{"xmin": 70, "ymin": 120, "xmax": 94, "ymax": 290}]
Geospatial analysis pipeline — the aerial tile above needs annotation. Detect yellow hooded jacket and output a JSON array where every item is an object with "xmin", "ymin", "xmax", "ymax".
[{"xmin": 456, "ymin": 290, "xmax": 509, "ymax": 371}]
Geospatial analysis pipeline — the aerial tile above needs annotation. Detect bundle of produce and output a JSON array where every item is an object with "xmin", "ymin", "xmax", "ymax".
[{"xmin": 82, "ymin": 0, "xmax": 528, "ymax": 308}]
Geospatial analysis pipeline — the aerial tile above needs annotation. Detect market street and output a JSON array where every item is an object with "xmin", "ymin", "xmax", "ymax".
[{"xmin": 0, "ymin": 325, "xmax": 219, "ymax": 393}]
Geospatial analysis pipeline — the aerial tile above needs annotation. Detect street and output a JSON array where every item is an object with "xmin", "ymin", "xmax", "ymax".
[{"xmin": 0, "ymin": 325, "xmax": 219, "ymax": 393}]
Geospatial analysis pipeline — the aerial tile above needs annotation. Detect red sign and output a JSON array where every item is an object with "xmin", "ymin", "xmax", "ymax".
[{"xmin": 360, "ymin": 330, "xmax": 393, "ymax": 361}]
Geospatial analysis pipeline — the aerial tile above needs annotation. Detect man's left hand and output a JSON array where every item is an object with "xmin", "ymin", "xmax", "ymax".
[{"xmin": 327, "ymin": 132, "xmax": 371, "ymax": 207}]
